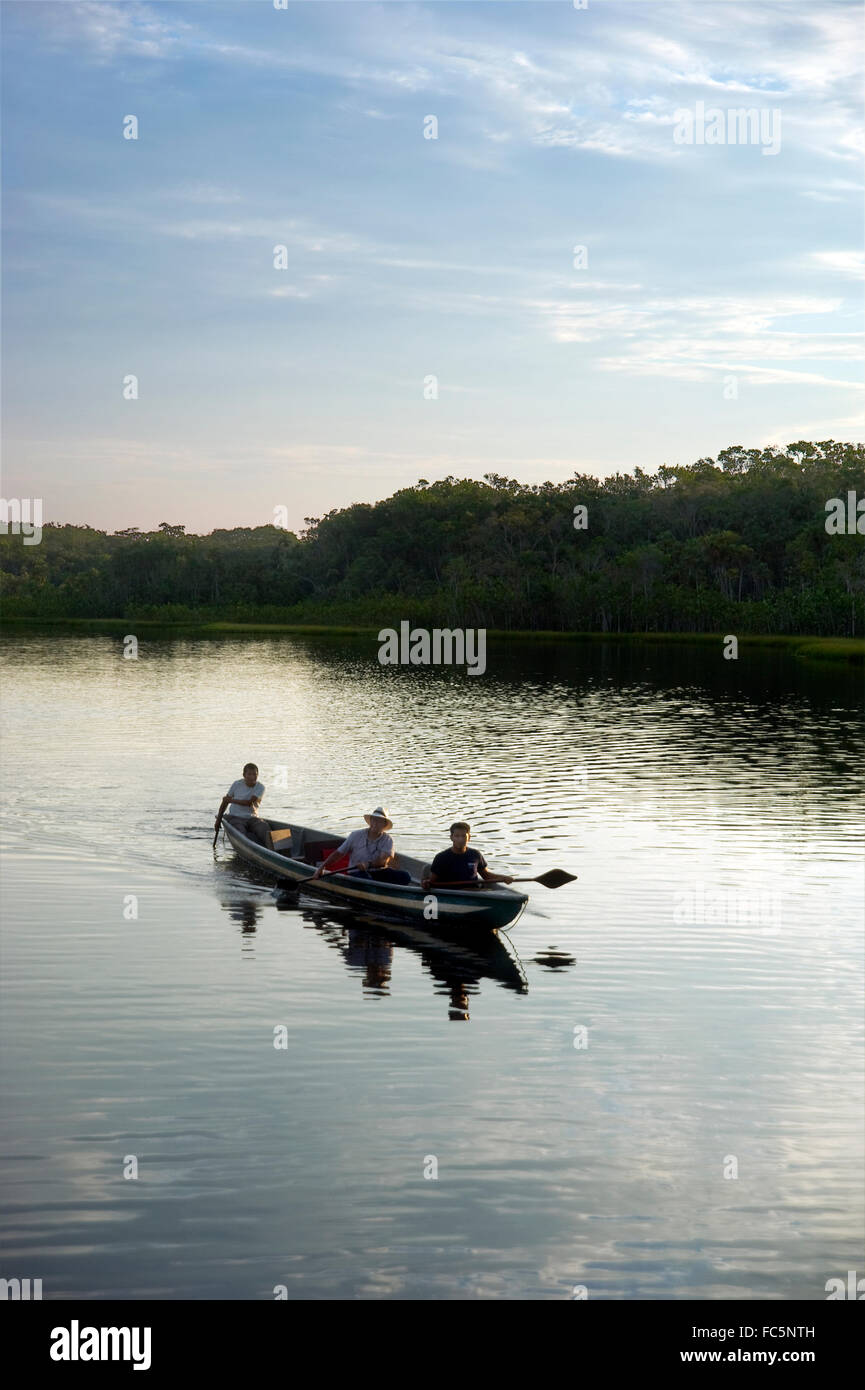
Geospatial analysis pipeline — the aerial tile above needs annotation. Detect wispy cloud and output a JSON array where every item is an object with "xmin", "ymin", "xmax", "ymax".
[
  {"xmin": 30, "ymin": 0, "xmax": 863, "ymax": 166},
  {"xmin": 758, "ymin": 412, "xmax": 864, "ymax": 448},
  {"xmin": 45, "ymin": 1, "xmax": 191, "ymax": 61},
  {"xmin": 810, "ymin": 250, "xmax": 865, "ymax": 278}
]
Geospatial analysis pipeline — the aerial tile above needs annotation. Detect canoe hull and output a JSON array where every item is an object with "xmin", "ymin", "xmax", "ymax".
[{"xmin": 220, "ymin": 817, "xmax": 528, "ymax": 931}]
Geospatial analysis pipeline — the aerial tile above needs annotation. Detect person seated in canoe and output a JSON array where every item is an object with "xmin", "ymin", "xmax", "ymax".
[
  {"xmin": 311, "ymin": 807, "xmax": 411, "ymax": 884},
  {"xmin": 422, "ymin": 822, "xmax": 514, "ymax": 890},
  {"xmin": 215, "ymin": 763, "xmax": 274, "ymax": 849}
]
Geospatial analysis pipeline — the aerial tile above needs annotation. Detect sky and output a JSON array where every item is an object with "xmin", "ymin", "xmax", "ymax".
[{"xmin": 1, "ymin": 0, "xmax": 863, "ymax": 534}]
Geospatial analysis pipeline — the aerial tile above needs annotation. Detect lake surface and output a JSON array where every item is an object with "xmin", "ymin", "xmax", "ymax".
[{"xmin": 0, "ymin": 630, "xmax": 862, "ymax": 1300}]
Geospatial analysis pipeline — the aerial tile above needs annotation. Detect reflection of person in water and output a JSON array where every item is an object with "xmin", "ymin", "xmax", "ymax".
[
  {"xmin": 222, "ymin": 899, "xmax": 263, "ymax": 932},
  {"xmin": 290, "ymin": 904, "xmax": 527, "ymax": 1018},
  {"xmin": 344, "ymin": 927, "xmax": 393, "ymax": 993},
  {"xmin": 448, "ymin": 984, "xmax": 471, "ymax": 1022},
  {"xmin": 342, "ymin": 925, "xmax": 474, "ymax": 1014}
]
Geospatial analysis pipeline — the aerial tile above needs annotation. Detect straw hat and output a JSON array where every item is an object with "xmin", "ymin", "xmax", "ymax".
[{"xmin": 364, "ymin": 806, "xmax": 393, "ymax": 831}]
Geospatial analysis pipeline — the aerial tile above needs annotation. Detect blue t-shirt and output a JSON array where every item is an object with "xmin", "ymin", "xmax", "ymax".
[{"xmin": 431, "ymin": 848, "xmax": 487, "ymax": 882}]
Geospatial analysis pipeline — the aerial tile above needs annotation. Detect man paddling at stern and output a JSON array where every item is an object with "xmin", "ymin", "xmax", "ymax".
[
  {"xmin": 422, "ymin": 822, "xmax": 513, "ymax": 890},
  {"xmin": 216, "ymin": 763, "xmax": 273, "ymax": 849}
]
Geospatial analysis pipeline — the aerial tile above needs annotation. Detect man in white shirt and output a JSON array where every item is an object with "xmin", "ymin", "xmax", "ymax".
[
  {"xmin": 216, "ymin": 763, "xmax": 273, "ymax": 848},
  {"xmin": 311, "ymin": 807, "xmax": 411, "ymax": 884}
]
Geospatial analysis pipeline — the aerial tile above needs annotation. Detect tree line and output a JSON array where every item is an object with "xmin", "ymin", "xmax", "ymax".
[{"xmin": 2, "ymin": 441, "xmax": 863, "ymax": 636}]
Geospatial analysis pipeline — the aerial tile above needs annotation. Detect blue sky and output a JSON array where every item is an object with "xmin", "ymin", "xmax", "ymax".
[{"xmin": 2, "ymin": 0, "xmax": 863, "ymax": 533}]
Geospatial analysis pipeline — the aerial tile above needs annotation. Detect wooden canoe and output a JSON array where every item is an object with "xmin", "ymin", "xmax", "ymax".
[{"xmin": 220, "ymin": 817, "xmax": 529, "ymax": 931}]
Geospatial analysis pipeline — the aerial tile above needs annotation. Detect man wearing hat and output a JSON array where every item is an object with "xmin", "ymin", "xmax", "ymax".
[{"xmin": 311, "ymin": 808, "xmax": 411, "ymax": 884}]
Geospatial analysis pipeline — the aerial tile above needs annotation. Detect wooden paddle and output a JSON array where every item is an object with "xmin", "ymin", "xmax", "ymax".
[
  {"xmin": 426, "ymin": 869, "xmax": 577, "ymax": 890},
  {"xmin": 213, "ymin": 805, "xmax": 226, "ymax": 849},
  {"xmin": 509, "ymin": 869, "xmax": 577, "ymax": 889}
]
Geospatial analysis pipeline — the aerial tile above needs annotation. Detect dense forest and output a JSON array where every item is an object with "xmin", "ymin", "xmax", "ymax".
[{"xmin": 2, "ymin": 441, "xmax": 864, "ymax": 635}]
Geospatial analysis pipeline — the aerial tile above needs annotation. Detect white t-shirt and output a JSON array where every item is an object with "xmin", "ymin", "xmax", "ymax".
[
  {"xmin": 226, "ymin": 779, "xmax": 265, "ymax": 819},
  {"xmin": 336, "ymin": 827, "xmax": 394, "ymax": 869}
]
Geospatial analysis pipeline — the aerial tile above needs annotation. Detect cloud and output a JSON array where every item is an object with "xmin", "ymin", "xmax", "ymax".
[
  {"xmin": 809, "ymin": 250, "xmax": 865, "ymax": 278},
  {"xmin": 757, "ymin": 413, "xmax": 865, "ymax": 448},
  {"xmin": 599, "ymin": 358, "xmax": 862, "ymax": 389},
  {"xmin": 268, "ymin": 285, "xmax": 312, "ymax": 300},
  {"xmin": 45, "ymin": 1, "xmax": 190, "ymax": 61},
  {"xmin": 21, "ymin": 192, "xmax": 370, "ymax": 260},
  {"xmin": 19, "ymin": 0, "xmax": 864, "ymax": 171},
  {"xmin": 577, "ymin": 293, "xmax": 862, "ymax": 388}
]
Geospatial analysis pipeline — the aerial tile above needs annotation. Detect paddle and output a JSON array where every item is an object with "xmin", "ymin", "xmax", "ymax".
[
  {"xmin": 213, "ymin": 805, "xmax": 226, "ymax": 849},
  {"xmin": 426, "ymin": 869, "xmax": 577, "ymax": 890},
  {"xmin": 310, "ymin": 862, "xmax": 354, "ymax": 880},
  {"xmin": 509, "ymin": 869, "xmax": 577, "ymax": 889}
]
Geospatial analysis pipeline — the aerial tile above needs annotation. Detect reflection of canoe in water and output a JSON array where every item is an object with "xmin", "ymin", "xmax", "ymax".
[
  {"xmin": 348, "ymin": 912, "xmax": 528, "ymax": 994},
  {"xmin": 220, "ymin": 817, "xmax": 529, "ymax": 932}
]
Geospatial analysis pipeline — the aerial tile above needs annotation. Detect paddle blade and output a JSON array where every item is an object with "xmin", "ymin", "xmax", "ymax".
[{"xmin": 533, "ymin": 869, "xmax": 578, "ymax": 889}]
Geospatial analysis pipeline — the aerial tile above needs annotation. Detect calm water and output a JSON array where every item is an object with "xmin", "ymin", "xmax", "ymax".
[{"xmin": 0, "ymin": 631, "xmax": 862, "ymax": 1300}]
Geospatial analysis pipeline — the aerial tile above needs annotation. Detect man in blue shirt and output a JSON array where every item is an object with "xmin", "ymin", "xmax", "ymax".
[{"xmin": 423, "ymin": 822, "xmax": 514, "ymax": 889}]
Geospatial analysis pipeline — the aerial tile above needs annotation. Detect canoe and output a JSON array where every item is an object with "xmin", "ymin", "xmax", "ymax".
[{"xmin": 220, "ymin": 817, "xmax": 529, "ymax": 931}]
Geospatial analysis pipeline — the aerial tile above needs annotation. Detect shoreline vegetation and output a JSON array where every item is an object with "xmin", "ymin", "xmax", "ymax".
[
  {"xmin": 1, "ymin": 616, "xmax": 862, "ymax": 666},
  {"xmin": 2, "ymin": 444, "xmax": 863, "ymax": 650}
]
